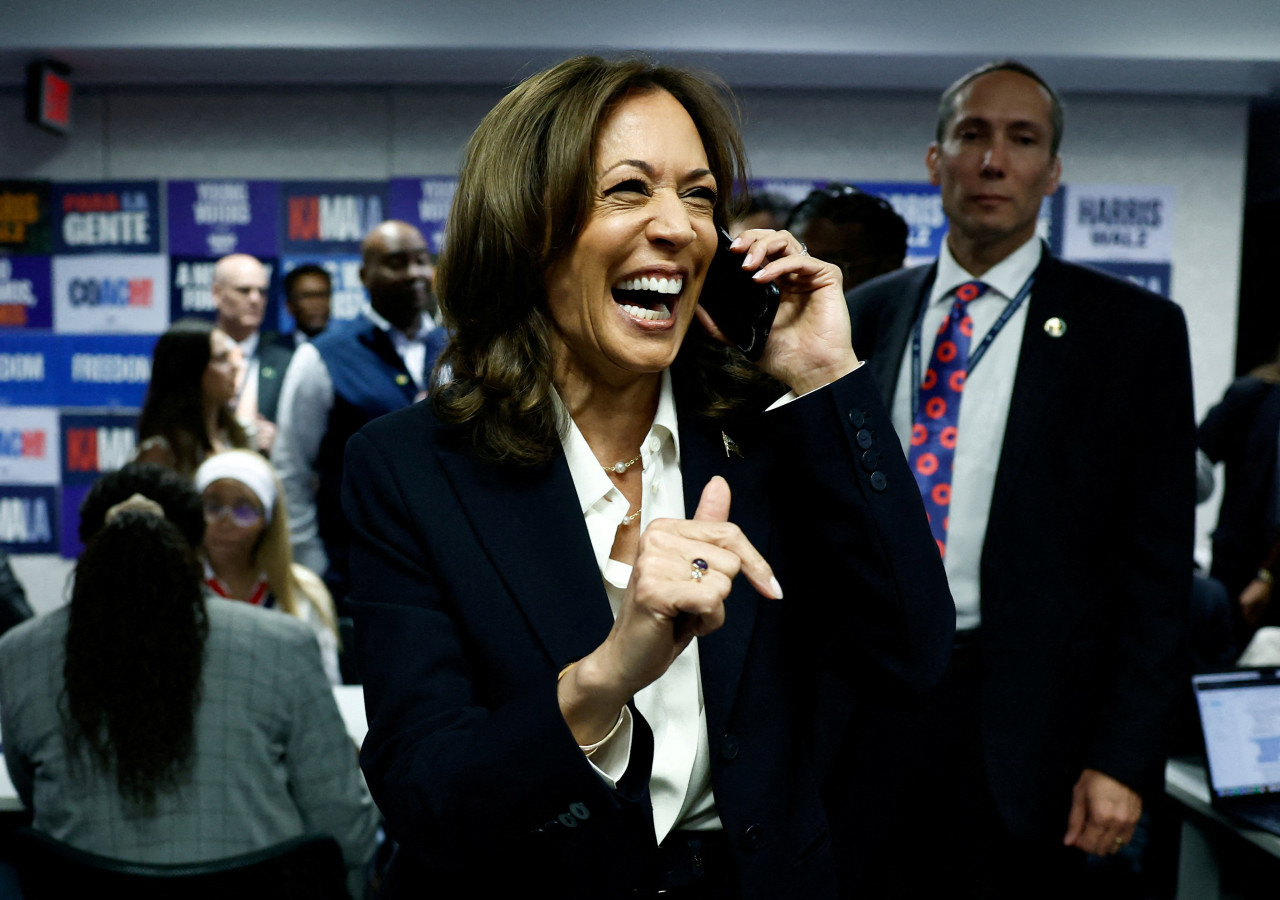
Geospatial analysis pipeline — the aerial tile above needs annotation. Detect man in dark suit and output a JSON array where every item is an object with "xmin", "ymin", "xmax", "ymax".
[
  {"xmin": 274, "ymin": 221, "xmax": 446, "ymax": 608},
  {"xmin": 843, "ymin": 60, "xmax": 1194, "ymax": 897},
  {"xmin": 211, "ymin": 253, "xmax": 295, "ymax": 456}
]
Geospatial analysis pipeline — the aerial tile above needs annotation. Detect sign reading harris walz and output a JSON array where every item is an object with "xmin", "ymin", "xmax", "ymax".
[
  {"xmin": 1062, "ymin": 184, "xmax": 1174, "ymax": 297},
  {"xmin": 280, "ymin": 181, "xmax": 388, "ymax": 256}
]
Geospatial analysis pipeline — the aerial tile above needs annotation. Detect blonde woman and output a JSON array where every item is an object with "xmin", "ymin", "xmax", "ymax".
[{"xmin": 195, "ymin": 450, "xmax": 340, "ymax": 684}]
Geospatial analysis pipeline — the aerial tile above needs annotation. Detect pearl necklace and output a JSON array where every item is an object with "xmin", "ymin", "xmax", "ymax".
[{"xmin": 603, "ymin": 453, "xmax": 642, "ymax": 476}]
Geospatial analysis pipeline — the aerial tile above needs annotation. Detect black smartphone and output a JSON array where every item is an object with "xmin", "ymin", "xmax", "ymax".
[{"xmin": 698, "ymin": 228, "xmax": 781, "ymax": 361}]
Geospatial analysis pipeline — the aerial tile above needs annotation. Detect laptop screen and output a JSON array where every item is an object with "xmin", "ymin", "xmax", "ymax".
[{"xmin": 1194, "ymin": 669, "xmax": 1280, "ymax": 800}]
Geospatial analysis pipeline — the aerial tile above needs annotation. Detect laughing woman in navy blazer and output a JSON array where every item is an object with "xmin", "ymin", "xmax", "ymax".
[{"xmin": 342, "ymin": 56, "xmax": 953, "ymax": 899}]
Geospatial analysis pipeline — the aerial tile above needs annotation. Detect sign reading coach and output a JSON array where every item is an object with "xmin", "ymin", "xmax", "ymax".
[
  {"xmin": 52, "ymin": 181, "xmax": 161, "ymax": 255},
  {"xmin": 53, "ymin": 255, "xmax": 169, "ymax": 333}
]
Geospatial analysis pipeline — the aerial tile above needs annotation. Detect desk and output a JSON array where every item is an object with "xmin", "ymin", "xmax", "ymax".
[
  {"xmin": 1166, "ymin": 757, "xmax": 1280, "ymax": 898},
  {"xmin": 0, "ymin": 685, "xmax": 368, "ymax": 814}
]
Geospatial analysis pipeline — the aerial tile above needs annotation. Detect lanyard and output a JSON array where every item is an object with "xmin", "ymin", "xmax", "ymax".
[{"xmin": 911, "ymin": 274, "xmax": 1035, "ymax": 419}]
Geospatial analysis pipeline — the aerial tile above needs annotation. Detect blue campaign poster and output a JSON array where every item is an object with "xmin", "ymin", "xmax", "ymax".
[
  {"xmin": 279, "ymin": 181, "xmax": 388, "ymax": 256},
  {"xmin": 51, "ymin": 181, "xmax": 162, "ymax": 255},
  {"xmin": 0, "ymin": 485, "xmax": 58, "ymax": 555},
  {"xmin": 0, "ymin": 255, "xmax": 52, "ymax": 329},
  {"xmin": 388, "ymin": 177, "xmax": 456, "ymax": 256},
  {"xmin": 167, "ymin": 179, "xmax": 280, "ymax": 258}
]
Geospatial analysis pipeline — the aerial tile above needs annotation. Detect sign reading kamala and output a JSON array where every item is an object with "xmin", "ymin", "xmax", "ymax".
[
  {"xmin": 280, "ymin": 181, "xmax": 388, "ymax": 256},
  {"xmin": 61, "ymin": 412, "xmax": 138, "ymax": 485},
  {"xmin": 51, "ymin": 181, "xmax": 161, "ymax": 255},
  {"xmin": 0, "ymin": 485, "xmax": 57, "ymax": 554},
  {"xmin": 388, "ymin": 177, "xmax": 458, "ymax": 256},
  {"xmin": 1062, "ymin": 184, "xmax": 1174, "ymax": 262},
  {"xmin": 168, "ymin": 180, "xmax": 280, "ymax": 258},
  {"xmin": 0, "ymin": 180, "xmax": 52, "ymax": 255},
  {"xmin": 53, "ymin": 254, "xmax": 169, "ymax": 333},
  {"xmin": 0, "ymin": 407, "xmax": 59, "ymax": 485},
  {"xmin": 0, "ymin": 256, "xmax": 52, "ymax": 328}
]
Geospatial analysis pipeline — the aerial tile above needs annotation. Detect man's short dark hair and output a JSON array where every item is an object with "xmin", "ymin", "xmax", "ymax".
[
  {"xmin": 785, "ymin": 183, "xmax": 909, "ymax": 267},
  {"xmin": 283, "ymin": 264, "xmax": 331, "ymax": 301},
  {"xmin": 936, "ymin": 60, "xmax": 1064, "ymax": 157}
]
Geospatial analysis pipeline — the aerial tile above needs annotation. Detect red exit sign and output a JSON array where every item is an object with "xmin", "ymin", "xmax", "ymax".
[{"xmin": 26, "ymin": 61, "xmax": 72, "ymax": 136}]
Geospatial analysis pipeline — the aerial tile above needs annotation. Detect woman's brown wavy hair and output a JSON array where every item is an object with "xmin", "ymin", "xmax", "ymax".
[{"xmin": 432, "ymin": 55, "xmax": 762, "ymax": 465}]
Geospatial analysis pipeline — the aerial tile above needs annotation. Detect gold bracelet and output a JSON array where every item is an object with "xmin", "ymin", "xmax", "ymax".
[{"xmin": 557, "ymin": 660, "xmax": 624, "ymax": 756}]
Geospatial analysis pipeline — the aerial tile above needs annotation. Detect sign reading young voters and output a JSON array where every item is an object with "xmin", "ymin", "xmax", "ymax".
[
  {"xmin": 53, "ymin": 254, "xmax": 169, "ymax": 334},
  {"xmin": 0, "ymin": 485, "xmax": 58, "ymax": 554},
  {"xmin": 167, "ymin": 180, "xmax": 280, "ymax": 258},
  {"xmin": 279, "ymin": 181, "xmax": 388, "ymax": 256},
  {"xmin": 1062, "ymin": 184, "xmax": 1174, "ymax": 263},
  {"xmin": 51, "ymin": 181, "xmax": 162, "ymax": 255},
  {"xmin": 388, "ymin": 177, "xmax": 458, "ymax": 256},
  {"xmin": 0, "ymin": 407, "xmax": 59, "ymax": 486},
  {"xmin": 0, "ymin": 256, "xmax": 52, "ymax": 329},
  {"xmin": 0, "ymin": 180, "xmax": 52, "ymax": 255}
]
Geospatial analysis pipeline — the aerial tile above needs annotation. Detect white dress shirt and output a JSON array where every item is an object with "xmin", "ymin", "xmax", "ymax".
[
  {"xmin": 557, "ymin": 369, "xmax": 721, "ymax": 843},
  {"xmin": 274, "ymin": 309, "xmax": 438, "ymax": 577},
  {"xmin": 890, "ymin": 236, "xmax": 1042, "ymax": 631}
]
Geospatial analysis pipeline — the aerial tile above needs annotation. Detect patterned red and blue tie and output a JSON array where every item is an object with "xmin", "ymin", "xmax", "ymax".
[{"xmin": 908, "ymin": 281, "xmax": 987, "ymax": 558}]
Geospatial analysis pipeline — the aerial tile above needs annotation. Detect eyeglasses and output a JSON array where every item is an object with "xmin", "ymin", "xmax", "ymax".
[{"xmin": 202, "ymin": 500, "xmax": 264, "ymax": 528}]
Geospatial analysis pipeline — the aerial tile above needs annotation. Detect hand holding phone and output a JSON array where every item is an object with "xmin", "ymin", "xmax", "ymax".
[{"xmin": 697, "ymin": 228, "xmax": 781, "ymax": 361}]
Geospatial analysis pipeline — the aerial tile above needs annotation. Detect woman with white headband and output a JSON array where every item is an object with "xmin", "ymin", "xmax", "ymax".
[{"xmin": 195, "ymin": 450, "xmax": 340, "ymax": 684}]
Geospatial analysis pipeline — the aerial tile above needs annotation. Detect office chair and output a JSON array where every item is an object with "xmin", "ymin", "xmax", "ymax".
[{"xmin": 9, "ymin": 828, "xmax": 350, "ymax": 899}]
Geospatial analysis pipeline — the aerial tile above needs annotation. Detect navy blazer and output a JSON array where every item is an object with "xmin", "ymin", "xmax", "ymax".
[
  {"xmin": 1200, "ymin": 375, "xmax": 1280, "ymax": 600},
  {"xmin": 847, "ymin": 251, "xmax": 1195, "ymax": 840},
  {"xmin": 342, "ymin": 367, "xmax": 954, "ymax": 897}
]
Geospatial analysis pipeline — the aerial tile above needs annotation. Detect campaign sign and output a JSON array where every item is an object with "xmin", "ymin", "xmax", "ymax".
[
  {"xmin": 862, "ymin": 182, "xmax": 946, "ymax": 268},
  {"xmin": 0, "ymin": 256, "xmax": 52, "ymax": 329},
  {"xmin": 54, "ymin": 254, "xmax": 169, "ymax": 334},
  {"xmin": 59, "ymin": 482, "xmax": 90, "ymax": 558},
  {"xmin": 0, "ymin": 332, "xmax": 56, "ymax": 406},
  {"xmin": 169, "ymin": 256, "xmax": 279, "ymax": 327},
  {"xmin": 168, "ymin": 180, "xmax": 280, "ymax": 257},
  {"xmin": 745, "ymin": 178, "xmax": 826, "ymax": 211},
  {"xmin": 389, "ymin": 177, "xmax": 457, "ymax": 256},
  {"xmin": 1086, "ymin": 261, "xmax": 1173, "ymax": 298},
  {"xmin": 51, "ymin": 181, "xmax": 162, "ymax": 255},
  {"xmin": 1062, "ymin": 184, "xmax": 1174, "ymax": 263},
  {"xmin": 51, "ymin": 333, "xmax": 158, "ymax": 408},
  {"xmin": 278, "ymin": 255, "xmax": 365, "ymax": 329},
  {"xmin": 0, "ymin": 407, "xmax": 59, "ymax": 485},
  {"xmin": 61, "ymin": 411, "xmax": 139, "ymax": 486},
  {"xmin": 0, "ymin": 485, "xmax": 57, "ymax": 554},
  {"xmin": 0, "ymin": 180, "xmax": 52, "ymax": 255},
  {"xmin": 280, "ymin": 181, "xmax": 388, "ymax": 256}
]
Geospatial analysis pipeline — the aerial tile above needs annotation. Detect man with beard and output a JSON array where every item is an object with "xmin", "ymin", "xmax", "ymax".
[{"xmin": 274, "ymin": 221, "xmax": 445, "ymax": 612}]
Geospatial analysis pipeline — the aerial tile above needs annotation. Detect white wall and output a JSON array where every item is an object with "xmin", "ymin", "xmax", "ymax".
[{"xmin": 0, "ymin": 81, "xmax": 1246, "ymax": 595}]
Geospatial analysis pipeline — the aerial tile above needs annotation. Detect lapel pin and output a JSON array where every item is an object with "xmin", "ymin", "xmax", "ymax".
[
  {"xmin": 262, "ymin": 366, "xmax": 276, "ymax": 379},
  {"xmin": 395, "ymin": 374, "xmax": 410, "ymax": 386},
  {"xmin": 722, "ymin": 431, "xmax": 743, "ymax": 459},
  {"xmin": 1043, "ymin": 317, "xmax": 1066, "ymax": 338}
]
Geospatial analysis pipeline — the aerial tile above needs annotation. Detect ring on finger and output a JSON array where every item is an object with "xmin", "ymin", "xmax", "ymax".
[
  {"xmin": 798, "ymin": 241, "xmax": 809, "ymax": 256},
  {"xmin": 690, "ymin": 558, "xmax": 709, "ymax": 581},
  {"xmin": 1113, "ymin": 836, "xmax": 1125, "ymax": 847}
]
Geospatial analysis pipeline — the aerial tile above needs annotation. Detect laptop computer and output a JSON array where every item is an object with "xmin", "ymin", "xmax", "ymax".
[{"xmin": 1193, "ymin": 668, "xmax": 1280, "ymax": 835}]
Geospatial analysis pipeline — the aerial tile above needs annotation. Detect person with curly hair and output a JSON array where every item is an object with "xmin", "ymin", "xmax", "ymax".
[
  {"xmin": 135, "ymin": 318, "xmax": 249, "ymax": 478},
  {"xmin": 0, "ymin": 463, "xmax": 377, "ymax": 882}
]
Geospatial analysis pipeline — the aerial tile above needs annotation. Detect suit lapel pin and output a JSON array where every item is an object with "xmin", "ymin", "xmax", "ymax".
[
  {"xmin": 1043, "ymin": 317, "xmax": 1067, "ymax": 338},
  {"xmin": 722, "ymin": 431, "xmax": 742, "ymax": 459},
  {"xmin": 262, "ymin": 366, "xmax": 276, "ymax": 379},
  {"xmin": 395, "ymin": 374, "xmax": 410, "ymax": 386}
]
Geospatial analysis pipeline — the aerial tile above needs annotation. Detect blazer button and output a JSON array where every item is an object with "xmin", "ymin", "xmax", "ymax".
[
  {"xmin": 855, "ymin": 428, "xmax": 873, "ymax": 450},
  {"xmin": 848, "ymin": 409, "xmax": 867, "ymax": 428},
  {"xmin": 740, "ymin": 824, "xmax": 765, "ymax": 853},
  {"xmin": 860, "ymin": 449, "xmax": 880, "ymax": 473},
  {"xmin": 569, "ymin": 802, "xmax": 590, "ymax": 821},
  {"xmin": 719, "ymin": 735, "xmax": 740, "ymax": 761},
  {"xmin": 870, "ymin": 471, "xmax": 888, "ymax": 492}
]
